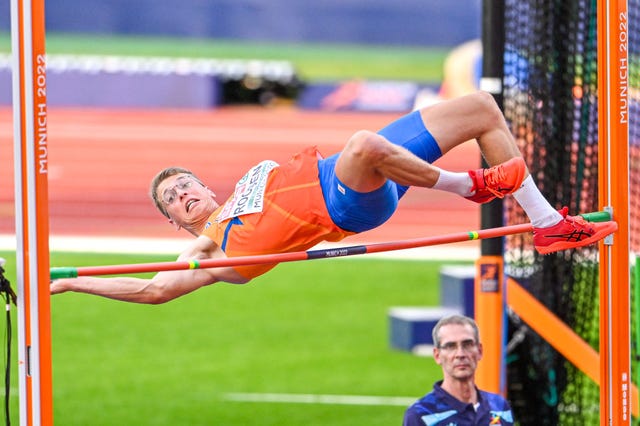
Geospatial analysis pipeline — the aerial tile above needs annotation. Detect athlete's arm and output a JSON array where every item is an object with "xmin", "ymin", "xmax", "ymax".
[{"xmin": 50, "ymin": 236, "xmax": 249, "ymax": 304}]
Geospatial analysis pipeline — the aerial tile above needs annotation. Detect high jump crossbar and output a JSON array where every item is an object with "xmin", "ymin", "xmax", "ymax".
[{"xmin": 50, "ymin": 211, "xmax": 613, "ymax": 279}]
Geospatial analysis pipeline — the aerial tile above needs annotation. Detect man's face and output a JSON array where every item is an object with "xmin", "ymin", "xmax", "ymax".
[
  {"xmin": 156, "ymin": 173, "xmax": 218, "ymax": 232},
  {"xmin": 433, "ymin": 323, "xmax": 483, "ymax": 382}
]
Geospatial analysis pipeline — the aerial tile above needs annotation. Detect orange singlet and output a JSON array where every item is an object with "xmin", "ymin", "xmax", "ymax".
[{"xmin": 201, "ymin": 146, "xmax": 354, "ymax": 279}]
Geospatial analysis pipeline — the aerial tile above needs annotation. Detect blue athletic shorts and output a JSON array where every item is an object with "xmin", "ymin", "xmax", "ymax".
[{"xmin": 318, "ymin": 110, "xmax": 442, "ymax": 233}]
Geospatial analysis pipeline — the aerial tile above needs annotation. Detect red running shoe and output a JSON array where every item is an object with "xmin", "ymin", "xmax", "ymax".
[
  {"xmin": 465, "ymin": 157, "xmax": 527, "ymax": 204},
  {"xmin": 533, "ymin": 207, "xmax": 618, "ymax": 254}
]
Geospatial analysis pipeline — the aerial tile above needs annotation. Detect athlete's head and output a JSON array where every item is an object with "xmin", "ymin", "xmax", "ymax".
[
  {"xmin": 151, "ymin": 167, "xmax": 219, "ymax": 237},
  {"xmin": 150, "ymin": 167, "xmax": 205, "ymax": 218}
]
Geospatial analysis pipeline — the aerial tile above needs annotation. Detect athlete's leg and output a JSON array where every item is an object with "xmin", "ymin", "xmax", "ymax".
[
  {"xmin": 333, "ymin": 91, "xmax": 523, "ymax": 195},
  {"xmin": 326, "ymin": 91, "xmax": 615, "ymax": 253},
  {"xmin": 417, "ymin": 92, "xmax": 562, "ymax": 224},
  {"xmin": 419, "ymin": 92, "xmax": 616, "ymax": 252},
  {"xmin": 318, "ymin": 154, "xmax": 399, "ymax": 233},
  {"xmin": 419, "ymin": 91, "xmax": 522, "ymax": 165},
  {"xmin": 334, "ymin": 129, "xmax": 441, "ymax": 193},
  {"xmin": 325, "ymin": 126, "xmax": 521, "ymax": 232},
  {"xmin": 332, "ymin": 91, "xmax": 555, "ymax": 225},
  {"xmin": 319, "ymin": 113, "xmax": 440, "ymax": 232}
]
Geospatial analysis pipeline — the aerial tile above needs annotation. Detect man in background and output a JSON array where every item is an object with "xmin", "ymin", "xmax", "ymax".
[{"xmin": 403, "ymin": 314, "xmax": 514, "ymax": 425}]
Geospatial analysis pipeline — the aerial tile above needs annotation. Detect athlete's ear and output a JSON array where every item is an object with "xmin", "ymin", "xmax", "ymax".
[
  {"xmin": 168, "ymin": 218, "xmax": 181, "ymax": 231},
  {"xmin": 206, "ymin": 188, "xmax": 216, "ymax": 198}
]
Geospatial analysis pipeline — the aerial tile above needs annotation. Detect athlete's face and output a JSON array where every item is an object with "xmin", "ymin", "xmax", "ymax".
[
  {"xmin": 433, "ymin": 323, "xmax": 483, "ymax": 382},
  {"xmin": 156, "ymin": 173, "xmax": 219, "ymax": 234}
]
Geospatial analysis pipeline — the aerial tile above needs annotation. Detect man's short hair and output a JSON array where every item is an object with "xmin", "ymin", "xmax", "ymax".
[
  {"xmin": 149, "ymin": 167, "xmax": 204, "ymax": 218},
  {"xmin": 431, "ymin": 314, "xmax": 480, "ymax": 348}
]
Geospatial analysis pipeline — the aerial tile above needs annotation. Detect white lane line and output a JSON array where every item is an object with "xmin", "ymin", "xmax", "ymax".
[
  {"xmin": 0, "ymin": 234, "xmax": 478, "ymax": 260},
  {"xmin": 223, "ymin": 392, "xmax": 416, "ymax": 407}
]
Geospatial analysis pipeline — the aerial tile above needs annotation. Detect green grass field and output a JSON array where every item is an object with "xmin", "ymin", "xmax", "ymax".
[
  {"xmin": 0, "ymin": 32, "xmax": 448, "ymax": 82},
  {"xmin": 0, "ymin": 250, "xmax": 470, "ymax": 425}
]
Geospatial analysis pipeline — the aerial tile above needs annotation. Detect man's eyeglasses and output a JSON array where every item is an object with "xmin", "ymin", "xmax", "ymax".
[
  {"xmin": 162, "ymin": 176, "xmax": 194, "ymax": 205},
  {"xmin": 438, "ymin": 339, "xmax": 478, "ymax": 352}
]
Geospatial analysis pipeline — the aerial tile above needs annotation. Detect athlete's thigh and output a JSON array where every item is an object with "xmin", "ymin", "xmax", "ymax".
[
  {"xmin": 318, "ymin": 154, "xmax": 398, "ymax": 233},
  {"xmin": 418, "ymin": 92, "xmax": 496, "ymax": 155}
]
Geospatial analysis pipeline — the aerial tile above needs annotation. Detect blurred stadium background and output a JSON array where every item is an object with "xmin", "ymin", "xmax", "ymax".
[
  {"xmin": 0, "ymin": 0, "xmax": 483, "ymax": 245},
  {"xmin": 0, "ymin": 0, "xmax": 479, "ymax": 45},
  {"xmin": 0, "ymin": 0, "xmax": 481, "ymax": 109}
]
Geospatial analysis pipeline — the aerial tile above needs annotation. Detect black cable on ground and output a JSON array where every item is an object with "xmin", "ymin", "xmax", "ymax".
[{"xmin": 0, "ymin": 259, "xmax": 16, "ymax": 426}]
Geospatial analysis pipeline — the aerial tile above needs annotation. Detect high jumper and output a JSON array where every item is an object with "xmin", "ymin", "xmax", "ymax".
[{"xmin": 50, "ymin": 91, "xmax": 617, "ymax": 304}]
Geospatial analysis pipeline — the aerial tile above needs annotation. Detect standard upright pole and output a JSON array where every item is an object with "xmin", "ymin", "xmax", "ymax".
[
  {"xmin": 10, "ymin": 0, "xmax": 53, "ymax": 423},
  {"xmin": 597, "ymin": 1, "xmax": 631, "ymax": 424}
]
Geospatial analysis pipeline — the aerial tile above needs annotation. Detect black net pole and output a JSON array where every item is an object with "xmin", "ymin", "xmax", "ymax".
[{"xmin": 481, "ymin": 0, "xmax": 506, "ymax": 255}]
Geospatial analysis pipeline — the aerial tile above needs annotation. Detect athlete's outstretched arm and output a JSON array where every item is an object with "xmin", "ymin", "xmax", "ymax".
[{"xmin": 50, "ymin": 236, "xmax": 249, "ymax": 304}]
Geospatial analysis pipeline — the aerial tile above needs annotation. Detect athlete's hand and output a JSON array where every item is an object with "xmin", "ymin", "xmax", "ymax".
[{"xmin": 50, "ymin": 279, "xmax": 70, "ymax": 295}]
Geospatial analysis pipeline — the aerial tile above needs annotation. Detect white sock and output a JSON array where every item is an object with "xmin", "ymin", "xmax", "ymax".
[
  {"xmin": 432, "ymin": 168, "xmax": 473, "ymax": 197},
  {"xmin": 512, "ymin": 175, "xmax": 563, "ymax": 227}
]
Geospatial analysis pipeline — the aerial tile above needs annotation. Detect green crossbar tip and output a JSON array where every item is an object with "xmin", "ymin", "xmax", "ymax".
[
  {"xmin": 580, "ymin": 211, "xmax": 612, "ymax": 222},
  {"xmin": 49, "ymin": 267, "xmax": 78, "ymax": 280}
]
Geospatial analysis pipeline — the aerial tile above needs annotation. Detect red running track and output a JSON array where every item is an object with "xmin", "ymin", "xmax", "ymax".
[{"xmin": 0, "ymin": 106, "xmax": 481, "ymax": 247}]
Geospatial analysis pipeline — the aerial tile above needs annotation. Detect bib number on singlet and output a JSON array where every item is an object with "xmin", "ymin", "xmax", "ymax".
[{"xmin": 216, "ymin": 160, "xmax": 279, "ymax": 222}]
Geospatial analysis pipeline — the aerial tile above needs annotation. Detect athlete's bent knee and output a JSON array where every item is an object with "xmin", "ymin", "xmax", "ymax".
[
  {"xmin": 473, "ymin": 91, "xmax": 504, "ymax": 125},
  {"xmin": 345, "ymin": 130, "xmax": 392, "ymax": 164}
]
